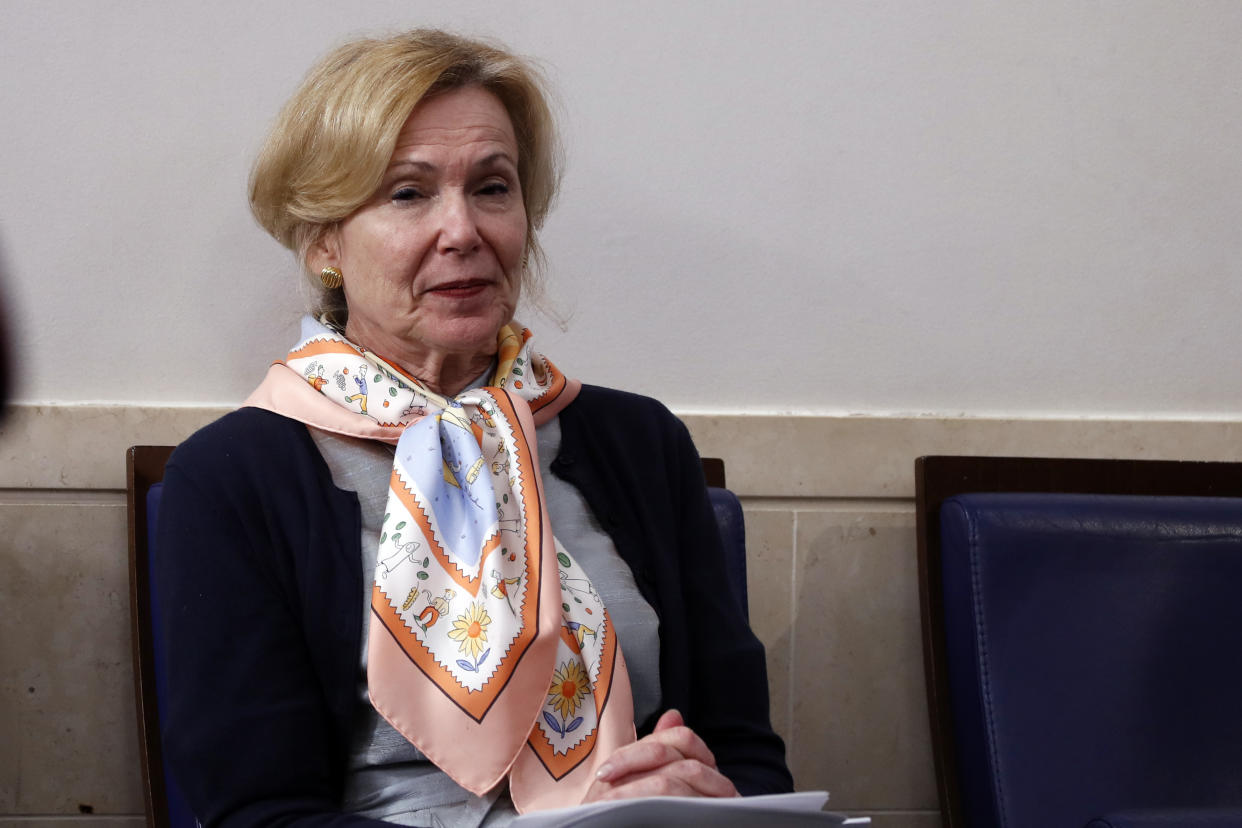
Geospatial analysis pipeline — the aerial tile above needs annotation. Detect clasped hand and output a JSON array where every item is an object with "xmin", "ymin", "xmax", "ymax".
[{"xmin": 581, "ymin": 709, "xmax": 740, "ymax": 802}]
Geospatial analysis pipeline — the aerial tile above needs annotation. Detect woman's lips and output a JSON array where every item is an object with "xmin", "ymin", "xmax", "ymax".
[{"xmin": 425, "ymin": 279, "xmax": 492, "ymax": 299}]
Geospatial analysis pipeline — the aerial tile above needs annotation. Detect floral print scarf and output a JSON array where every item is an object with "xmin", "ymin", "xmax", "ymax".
[{"xmin": 244, "ymin": 317, "xmax": 635, "ymax": 812}]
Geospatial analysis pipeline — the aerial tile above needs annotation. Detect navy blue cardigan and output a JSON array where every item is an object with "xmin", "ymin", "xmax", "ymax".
[{"xmin": 157, "ymin": 385, "xmax": 792, "ymax": 827}]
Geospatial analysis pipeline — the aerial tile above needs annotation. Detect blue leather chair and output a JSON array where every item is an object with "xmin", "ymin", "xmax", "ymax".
[
  {"xmin": 702, "ymin": 455, "xmax": 749, "ymax": 617},
  {"xmin": 128, "ymin": 446, "xmax": 749, "ymax": 827},
  {"xmin": 708, "ymin": 485, "xmax": 749, "ymax": 618},
  {"xmin": 917, "ymin": 456, "xmax": 1242, "ymax": 828}
]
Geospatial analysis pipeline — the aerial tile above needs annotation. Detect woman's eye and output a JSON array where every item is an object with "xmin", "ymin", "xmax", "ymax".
[
  {"xmin": 478, "ymin": 181, "xmax": 510, "ymax": 197},
  {"xmin": 392, "ymin": 187, "xmax": 422, "ymax": 202}
]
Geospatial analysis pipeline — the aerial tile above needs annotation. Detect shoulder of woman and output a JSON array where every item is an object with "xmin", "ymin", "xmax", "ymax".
[
  {"xmin": 569, "ymin": 383, "xmax": 679, "ymax": 426},
  {"xmin": 563, "ymin": 384, "xmax": 699, "ymax": 467},
  {"xmin": 166, "ymin": 406, "xmax": 318, "ymax": 484}
]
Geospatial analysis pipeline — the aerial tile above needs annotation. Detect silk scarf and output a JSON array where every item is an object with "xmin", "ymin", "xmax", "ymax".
[{"xmin": 244, "ymin": 317, "xmax": 635, "ymax": 812}]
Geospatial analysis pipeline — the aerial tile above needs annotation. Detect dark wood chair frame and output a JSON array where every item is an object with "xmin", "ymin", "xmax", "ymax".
[
  {"xmin": 915, "ymin": 454, "xmax": 1242, "ymax": 828},
  {"xmin": 127, "ymin": 445, "xmax": 177, "ymax": 828}
]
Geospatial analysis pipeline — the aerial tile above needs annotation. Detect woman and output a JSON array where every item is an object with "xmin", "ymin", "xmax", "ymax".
[{"xmin": 157, "ymin": 29, "xmax": 791, "ymax": 827}]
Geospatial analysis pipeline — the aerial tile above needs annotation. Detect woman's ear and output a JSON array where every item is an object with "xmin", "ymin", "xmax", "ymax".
[{"xmin": 306, "ymin": 226, "xmax": 341, "ymax": 274}]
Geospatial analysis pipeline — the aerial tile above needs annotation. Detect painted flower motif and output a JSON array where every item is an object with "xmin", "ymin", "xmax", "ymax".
[
  {"xmin": 547, "ymin": 660, "xmax": 590, "ymax": 719},
  {"xmin": 447, "ymin": 602, "xmax": 491, "ymax": 659}
]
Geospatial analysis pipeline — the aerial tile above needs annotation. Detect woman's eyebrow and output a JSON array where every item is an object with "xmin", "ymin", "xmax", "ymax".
[
  {"xmin": 386, "ymin": 160, "xmax": 435, "ymax": 175},
  {"xmin": 475, "ymin": 151, "xmax": 517, "ymax": 170},
  {"xmin": 385, "ymin": 152, "xmax": 516, "ymax": 176}
]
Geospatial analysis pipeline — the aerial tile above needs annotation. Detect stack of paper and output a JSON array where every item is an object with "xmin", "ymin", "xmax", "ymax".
[{"xmin": 512, "ymin": 791, "xmax": 870, "ymax": 826}]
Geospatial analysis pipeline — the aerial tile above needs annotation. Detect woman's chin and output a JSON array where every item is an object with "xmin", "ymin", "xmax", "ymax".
[{"xmin": 418, "ymin": 313, "xmax": 511, "ymax": 357}]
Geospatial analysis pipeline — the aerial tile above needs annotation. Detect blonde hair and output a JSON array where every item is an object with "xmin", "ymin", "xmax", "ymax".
[{"xmin": 249, "ymin": 29, "xmax": 561, "ymax": 323}]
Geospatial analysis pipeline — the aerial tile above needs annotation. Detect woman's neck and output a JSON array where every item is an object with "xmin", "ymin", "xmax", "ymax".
[
  {"xmin": 342, "ymin": 322, "xmax": 494, "ymax": 398},
  {"xmin": 402, "ymin": 351, "xmax": 495, "ymax": 397}
]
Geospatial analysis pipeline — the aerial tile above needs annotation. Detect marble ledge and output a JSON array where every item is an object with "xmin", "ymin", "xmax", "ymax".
[
  {"xmin": 682, "ymin": 413, "xmax": 1242, "ymax": 499},
  {"xmin": 0, "ymin": 404, "xmax": 229, "ymax": 491},
  {"xmin": 4, "ymin": 402, "xmax": 1242, "ymax": 497}
]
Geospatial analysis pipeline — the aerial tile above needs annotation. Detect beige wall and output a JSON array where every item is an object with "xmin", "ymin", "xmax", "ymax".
[
  {"xmin": 7, "ymin": 2, "xmax": 1242, "ymax": 418},
  {"xmin": 4, "ymin": 404, "xmax": 1242, "ymax": 827}
]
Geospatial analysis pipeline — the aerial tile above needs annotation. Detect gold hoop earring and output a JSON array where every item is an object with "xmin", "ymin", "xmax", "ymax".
[{"xmin": 320, "ymin": 267, "xmax": 343, "ymax": 289}]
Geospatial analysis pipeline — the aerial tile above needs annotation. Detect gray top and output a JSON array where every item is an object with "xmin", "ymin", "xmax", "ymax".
[{"xmin": 308, "ymin": 405, "xmax": 661, "ymax": 827}]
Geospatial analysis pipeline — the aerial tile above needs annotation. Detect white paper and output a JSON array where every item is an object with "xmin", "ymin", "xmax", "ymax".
[{"xmin": 511, "ymin": 791, "xmax": 871, "ymax": 826}]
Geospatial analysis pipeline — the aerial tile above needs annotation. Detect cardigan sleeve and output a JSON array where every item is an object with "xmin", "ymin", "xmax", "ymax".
[
  {"xmin": 663, "ymin": 414, "xmax": 795, "ymax": 796},
  {"xmin": 155, "ymin": 416, "xmax": 389, "ymax": 828},
  {"xmin": 551, "ymin": 386, "xmax": 794, "ymax": 796}
]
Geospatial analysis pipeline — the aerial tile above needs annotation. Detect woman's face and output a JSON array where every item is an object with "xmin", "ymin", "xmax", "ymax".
[{"xmin": 319, "ymin": 86, "xmax": 527, "ymax": 371}]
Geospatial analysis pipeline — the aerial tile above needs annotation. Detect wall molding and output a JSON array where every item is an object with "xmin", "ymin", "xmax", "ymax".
[{"xmin": 4, "ymin": 403, "xmax": 1241, "ymax": 496}]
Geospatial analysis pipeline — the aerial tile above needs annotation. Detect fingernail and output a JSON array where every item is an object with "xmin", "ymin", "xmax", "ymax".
[{"xmin": 595, "ymin": 763, "xmax": 613, "ymax": 780}]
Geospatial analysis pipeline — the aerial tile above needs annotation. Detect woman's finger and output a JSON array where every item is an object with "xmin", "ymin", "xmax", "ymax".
[
  {"xmin": 594, "ymin": 713, "xmax": 717, "ymax": 782},
  {"xmin": 652, "ymin": 708, "xmax": 684, "ymax": 732},
  {"xmin": 594, "ymin": 737, "xmax": 690, "ymax": 783},
  {"xmin": 586, "ymin": 758, "xmax": 739, "ymax": 802}
]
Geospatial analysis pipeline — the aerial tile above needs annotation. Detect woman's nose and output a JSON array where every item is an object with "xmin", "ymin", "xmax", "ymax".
[{"xmin": 437, "ymin": 192, "xmax": 482, "ymax": 255}]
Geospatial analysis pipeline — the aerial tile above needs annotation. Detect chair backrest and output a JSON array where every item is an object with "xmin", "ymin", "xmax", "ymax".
[
  {"xmin": 127, "ymin": 445, "xmax": 193, "ymax": 828},
  {"xmin": 707, "ymin": 485, "xmax": 749, "ymax": 618},
  {"xmin": 916, "ymin": 455, "xmax": 1242, "ymax": 828},
  {"xmin": 701, "ymin": 456, "xmax": 749, "ymax": 618}
]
